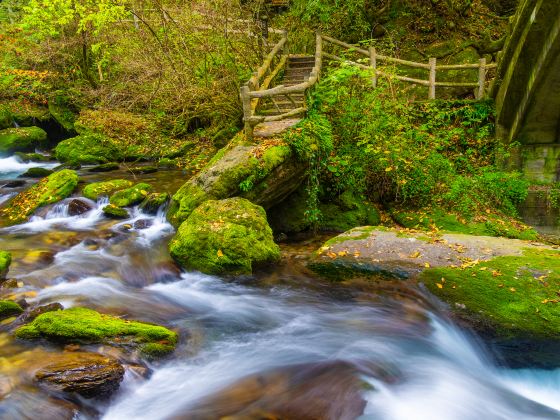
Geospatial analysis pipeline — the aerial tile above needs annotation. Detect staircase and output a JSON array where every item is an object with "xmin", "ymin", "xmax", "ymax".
[{"xmin": 258, "ymin": 55, "xmax": 315, "ymax": 118}]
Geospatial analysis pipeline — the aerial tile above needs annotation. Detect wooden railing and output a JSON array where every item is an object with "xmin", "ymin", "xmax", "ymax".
[
  {"xmin": 240, "ymin": 32, "xmax": 323, "ymax": 140},
  {"xmin": 240, "ymin": 32, "xmax": 497, "ymax": 139},
  {"xmin": 320, "ymin": 34, "xmax": 497, "ymax": 100}
]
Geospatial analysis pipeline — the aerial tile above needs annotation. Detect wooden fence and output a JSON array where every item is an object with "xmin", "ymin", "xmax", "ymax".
[{"xmin": 240, "ymin": 32, "xmax": 497, "ymax": 139}]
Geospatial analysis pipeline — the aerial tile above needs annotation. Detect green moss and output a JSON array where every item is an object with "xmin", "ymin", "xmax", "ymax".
[
  {"xmin": 0, "ymin": 127, "xmax": 48, "ymax": 156},
  {"xmin": 15, "ymin": 307, "xmax": 177, "ymax": 357},
  {"xmin": 48, "ymin": 92, "xmax": 77, "ymax": 132},
  {"xmin": 391, "ymin": 208, "xmax": 537, "ymax": 240},
  {"xmin": 54, "ymin": 133, "xmax": 123, "ymax": 164},
  {"xmin": 20, "ymin": 167, "xmax": 53, "ymax": 178},
  {"xmin": 102, "ymin": 204, "xmax": 129, "ymax": 219},
  {"xmin": 169, "ymin": 197, "xmax": 280, "ymax": 275},
  {"xmin": 109, "ymin": 183, "xmax": 152, "ymax": 207},
  {"xmin": 319, "ymin": 191, "xmax": 381, "ymax": 232},
  {"xmin": 0, "ymin": 300, "xmax": 23, "ymax": 320},
  {"xmin": 82, "ymin": 179, "xmax": 133, "ymax": 201},
  {"xmin": 322, "ymin": 226, "xmax": 379, "ymax": 248},
  {"xmin": 421, "ymin": 248, "xmax": 560, "ymax": 338},
  {"xmin": 14, "ymin": 152, "xmax": 52, "ymax": 163},
  {"xmin": 0, "ymin": 170, "xmax": 79, "ymax": 226},
  {"xmin": 0, "ymin": 251, "xmax": 11, "ymax": 279}
]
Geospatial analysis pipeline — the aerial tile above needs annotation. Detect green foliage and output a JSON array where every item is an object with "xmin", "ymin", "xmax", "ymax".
[
  {"xmin": 311, "ymin": 65, "xmax": 528, "ymax": 225},
  {"xmin": 15, "ymin": 307, "xmax": 177, "ymax": 356}
]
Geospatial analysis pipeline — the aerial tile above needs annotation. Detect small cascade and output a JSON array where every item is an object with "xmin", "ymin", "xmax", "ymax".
[{"xmin": 0, "ymin": 156, "xmax": 58, "ymax": 179}]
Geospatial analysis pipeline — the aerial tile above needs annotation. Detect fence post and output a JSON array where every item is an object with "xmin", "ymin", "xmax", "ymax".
[
  {"xmin": 428, "ymin": 57, "xmax": 436, "ymax": 99},
  {"xmin": 240, "ymin": 85, "xmax": 254, "ymax": 142},
  {"xmin": 477, "ymin": 58, "xmax": 487, "ymax": 100},
  {"xmin": 369, "ymin": 47, "xmax": 377, "ymax": 88}
]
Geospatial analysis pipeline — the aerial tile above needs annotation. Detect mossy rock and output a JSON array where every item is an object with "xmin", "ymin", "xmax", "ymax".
[
  {"xmin": 14, "ymin": 152, "xmax": 52, "ymax": 163},
  {"xmin": 48, "ymin": 92, "xmax": 77, "ymax": 132},
  {"xmin": 421, "ymin": 248, "xmax": 560, "ymax": 340},
  {"xmin": 54, "ymin": 133, "xmax": 123, "ymax": 164},
  {"xmin": 82, "ymin": 179, "xmax": 133, "ymax": 201},
  {"xmin": 391, "ymin": 208, "xmax": 538, "ymax": 241},
  {"xmin": 15, "ymin": 307, "xmax": 177, "ymax": 357},
  {"xmin": 0, "ymin": 251, "xmax": 11, "ymax": 279},
  {"xmin": 319, "ymin": 191, "xmax": 381, "ymax": 232},
  {"xmin": 169, "ymin": 197, "xmax": 280, "ymax": 275},
  {"xmin": 0, "ymin": 300, "xmax": 23, "ymax": 320},
  {"xmin": 102, "ymin": 204, "xmax": 129, "ymax": 219},
  {"xmin": 140, "ymin": 192, "xmax": 169, "ymax": 214},
  {"xmin": 19, "ymin": 167, "xmax": 53, "ymax": 178},
  {"xmin": 109, "ymin": 183, "xmax": 152, "ymax": 207},
  {"xmin": 0, "ymin": 126, "xmax": 48, "ymax": 156},
  {"xmin": 168, "ymin": 140, "xmax": 305, "ymax": 228},
  {"xmin": 129, "ymin": 166, "xmax": 157, "ymax": 175},
  {"xmin": 0, "ymin": 170, "xmax": 79, "ymax": 226}
]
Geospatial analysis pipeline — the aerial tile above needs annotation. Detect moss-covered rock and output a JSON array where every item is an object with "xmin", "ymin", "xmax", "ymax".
[
  {"xmin": 319, "ymin": 191, "xmax": 381, "ymax": 232},
  {"xmin": 140, "ymin": 192, "xmax": 169, "ymax": 214},
  {"xmin": 421, "ymin": 248, "xmax": 560, "ymax": 367},
  {"xmin": 54, "ymin": 133, "xmax": 122, "ymax": 164},
  {"xmin": 0, "ymin": 170, "xmax": 79, "ymax": 226},
  {"xmin": 15, "ymin": 307, "xmax": 177, "ymax": 357},
  {"xmin": 87, "ymin": 162, "xmax": 120, "ymax": 173},
  {"xmin": 169, "ymin": 197, "xmax": 280, "ymax": 275},
  {"xmin": 19, "ymin": 167, "xmax": 53, "ymax": 178},
  {"xmin": 0, "ymin": 251, "xmax": 11, "ymax": 279},
  {"xmin": 0, "ymin": 126, "xmax": 48, "ymax": 156},
  {"xmin": 47, "ymin": 92, "xmax": 77, "ymax": 132},
  {"xmin": 82, "ymin": 179, "xmax": 133, "ymax": 201},
  {"xmin": 0, "ymin": 300, "xmax": 23, "ymax": 320},
  {"xmin": 109, "ymin": 183, "xmax": 152, "ymax": 207},
  {"xmin": 14, "ymin": 152, "xmax": 52, "ymax": 163},
  {"xmin": 102, "ymin": 204, "xmax": 129, "ymax": 219},
  {"xmin": 168, "ymin": 136, "xmax": 306, "ymax": 227}
]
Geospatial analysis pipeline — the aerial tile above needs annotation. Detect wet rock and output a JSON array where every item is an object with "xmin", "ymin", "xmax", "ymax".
[
  {"xmin": 0, "ymin": 250, "xmax": 11, "ymax": 279},
  {"xmin": 21, "ymin": 250, "xmax": 55, "ymax": 267},
  {"xmin": 102, "ymin": 204, "xmax": 129, "ymax": 219},
  {"xmin": 0, "ymin": 300, "xmax": 24, "ymax": 320},
  {"xmin": 119, "ymin": 223, "xmax": 133, "ymax": 232},
  {"xmin": 133, "ymin": 219, "xmax": 153, "ymax": 230},
  {"xmin": 169, "ymin": 197, "xmax": 280, "ymax": 275},
  {"xmin": 109, "ymin": 183, "xmax": 152, "ymax": 207},
  {"xmin": 176, "ymin": 360, "xmax": 367, "ymax": 420},
  {"xmin": 0, "ymin": 126, "xmax": 47, "ymax": 156},
  {"xmin": 53, "ymin": 163, "xmax": 82, "ymax": 171},
  {"xmin": 139, "ymin": 192, "xmax": 169, "ymax": 214},
  {"xmin": 0, "ymin": 170, "xmax": 79, "ymax": 226},
  {"xmin": 1, "ymin": 278, "xmax": 19, "ymax": 288},
  {"xmin": 82, "ymin": 179, "xmax": 133, "ymax": 201},
  {"xmin": 15, "ymin": 307, "xmax": 178, "ymax": 358},
  {"xmin": 19, "ymin": 167, "xmax": 54, "ymax": 178},
  {"xmin": 35, "ymin": 352, "xmax": 125, "ymax": 398},
  {"xmin": 3, "ymin": 180, "xmax": 26, "ymax": 188},
  {"xmin": 14, "ymin": 151, "xmax": 52, "ymax": 163},
  {"xmin": 16, "ymin": 298, "xmax": 29, "ymax": 309},
  {"xmin": 152, "ymin": 261, "xmax": 182, "ymax": 283},
  {"xmin": 129, "ymin": 166, "xmax": 157, "ymax": 175},
  {"xmin": 87, "ymin": 162, "xmax": 120, "ymax": 172},
  {"xmin": 18, "ymin": 302, "xmax": 63, "ymax": 324},
  {"xmin": 67, "ymin": 199, "xmax": 92, "ymax": 216}
]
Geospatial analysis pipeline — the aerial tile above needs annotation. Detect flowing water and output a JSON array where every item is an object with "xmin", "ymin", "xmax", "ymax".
[{"xmin": 1, "ymin": 163, "xmax": 560, "ymax": 420}]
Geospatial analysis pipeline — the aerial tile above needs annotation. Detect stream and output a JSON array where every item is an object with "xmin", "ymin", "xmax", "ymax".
[{"xmin": 1, "ymin": 156, "xmax": 560, "ymax": 419}]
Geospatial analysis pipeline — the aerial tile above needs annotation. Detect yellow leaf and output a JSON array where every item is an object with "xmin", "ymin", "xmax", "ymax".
[
  {"xmin": 217, "ymin": 249, "xmax": 224, "ymax": 257},
  {"xmin": 436, "ymin": 283, "xmax": 443, "ymax": 289},
  {"xmin": 338, "ymin": 251, "xmax": 348, "ymax": 257},
  {"xmin": 409, "ymin": 251, "xmax": 421, "ymax": 259},
  {"xmin": 424, "ymin": 262, "xmax": 431, "ymax": 268},
  {"xmin": 385, "ymin": 166, "xmax": 394, "ymax": 172},
  {"xmin": 509, "ymin": 287, "xmax": 516, "ymax": 292},
  {"xmin": 140, "ymin": 190, "xmax": 148, "ymax": 196}
]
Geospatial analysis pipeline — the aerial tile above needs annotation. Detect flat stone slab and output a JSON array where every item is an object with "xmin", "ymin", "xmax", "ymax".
[
  {"xmin": 309, "ymin": 226, "xmax": 555, "ymax": 279},
  {"xmin": 254, "ymin": 118, "xmax": 302, "ymax": 138}
]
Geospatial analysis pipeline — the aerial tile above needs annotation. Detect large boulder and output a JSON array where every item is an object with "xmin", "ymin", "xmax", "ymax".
[
  {"xmin": 15, "ymin": 307, "xmax": 177, "ymax": 358},
  {"xmin": 0, "ymin": 251, "xmax": 11, "ymax": 279},
  {"xmin": 0, "ymin": 170, "xmax": 79, "ymax": 226},
  {"xmin": 0, "ymin": 126, "xmax": 47, "ymax": 156},
  {"xmin": 82, "ymin": 179, "xmax": 133, "ymax": 201},
  {"xmin": 54, "ymin": 133, "xmax": 122, "ymax": 164},
  {"xmin": 167, "ymin": 136, "xmax": 308, "ymax": 228},
  {"xmin": 35, "ymin": 352, "xmax": 124, "ymax": 398},
  {"xmin": 169, "ymin": 197, "xmax": 280, "ymax": 275}
]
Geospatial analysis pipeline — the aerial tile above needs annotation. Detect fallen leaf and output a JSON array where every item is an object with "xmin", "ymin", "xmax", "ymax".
[
  {"xmin": 217, "ymin": 249, "xmax": 224, "ymax": 257},
  {"xmin": 409, "ymin": 251, "xmax": 421, "ymax": 259},
  {"xmin": 436, "ymin": 283, "xmax": 443, "ymax": 289}
]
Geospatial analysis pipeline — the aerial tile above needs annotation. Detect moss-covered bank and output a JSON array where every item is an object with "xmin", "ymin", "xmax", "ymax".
[
  {"xmin": 169, "ymin": 197, "xmax": 280, "ymax": 275},
  {"xmin": 0, "ymin": 170, "xmax": 78, "ymax": 226},
  {"xmin": 15, "ymin": 307, "xmax": 177, "ymax": 357},
  {"xmin": 0, "ymin": 126, "xmax": 47, "ymax": 156}
]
